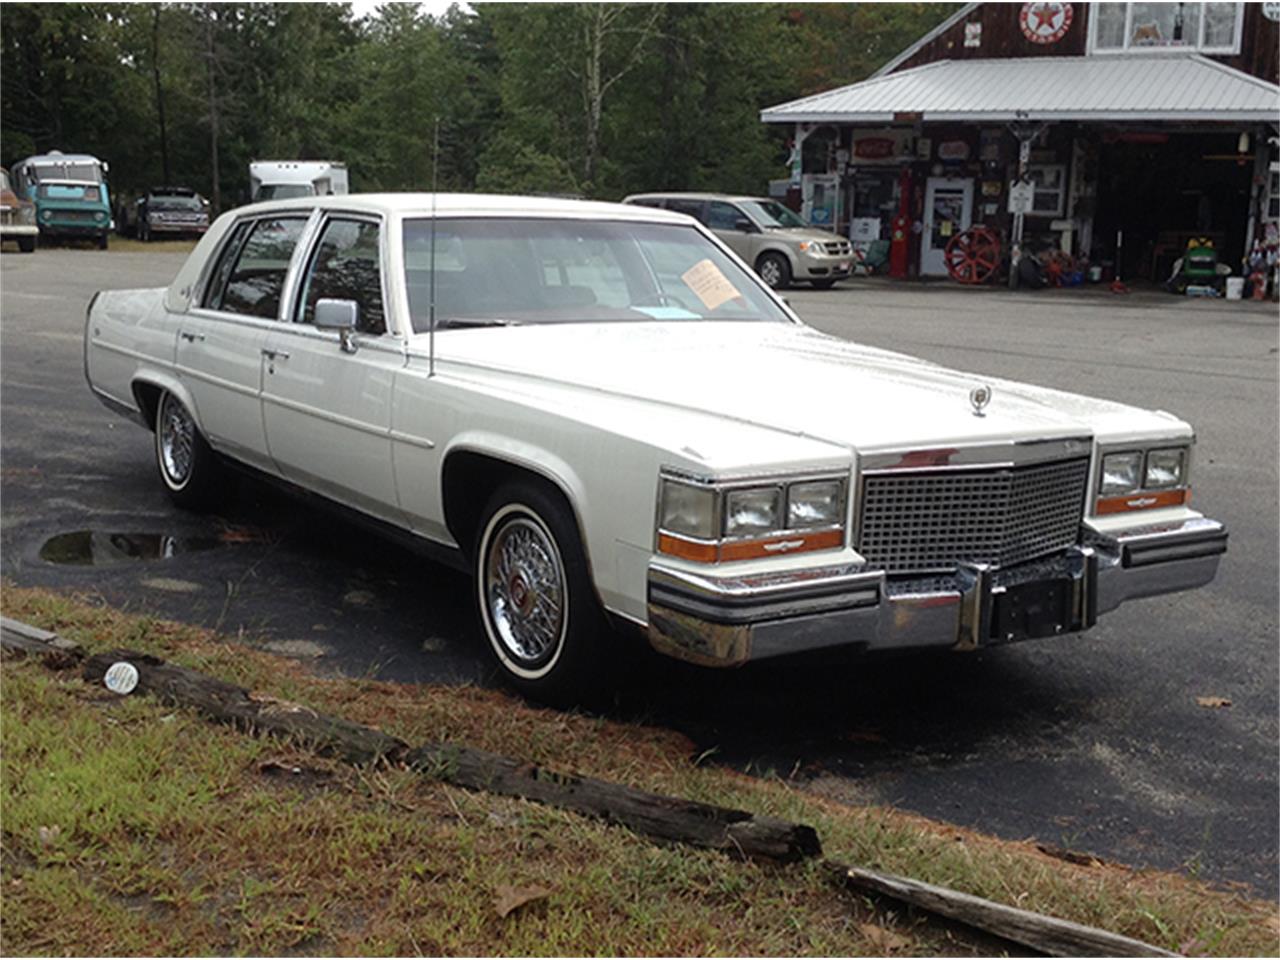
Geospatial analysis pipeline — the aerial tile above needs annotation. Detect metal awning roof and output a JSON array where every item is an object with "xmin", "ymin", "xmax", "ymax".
[{"xmin": 761, "ymin": 55, "xmax": 1280, "ymax": 124}]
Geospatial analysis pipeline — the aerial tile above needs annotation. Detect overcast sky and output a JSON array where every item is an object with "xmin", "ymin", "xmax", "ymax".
[{"xmin": 347, "ymin": 0, "xmax": 472, "ymax": 21}]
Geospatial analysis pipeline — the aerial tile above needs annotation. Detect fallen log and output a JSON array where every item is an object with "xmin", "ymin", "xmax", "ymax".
[
  {"xmin": 81, "ymin": 648, "xmax": 406, "ymax": 765},
  {"xmin": 406, "ymin": 742, "xmax": 822, "ymax": 864},
  {"xmin": 829, "ymin": 862, "xmax": 1179, "ymax": 958}
]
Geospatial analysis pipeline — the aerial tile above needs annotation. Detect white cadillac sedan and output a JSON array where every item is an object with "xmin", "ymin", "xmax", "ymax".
[{"xmin": 84, "ymin": 194, "xmax": 1227, "ymax": 702}]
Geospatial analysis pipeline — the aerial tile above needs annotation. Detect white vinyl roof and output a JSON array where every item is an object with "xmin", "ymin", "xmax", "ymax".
[{"xmin": 762, "ymin": 55, "xmax": 1280, "ymax": 124}]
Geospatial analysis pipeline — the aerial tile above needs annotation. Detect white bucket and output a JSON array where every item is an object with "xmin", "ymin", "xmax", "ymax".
[{"xmin": 1225, "ymin": 277, "xmax": 1244, "ymax": 300}]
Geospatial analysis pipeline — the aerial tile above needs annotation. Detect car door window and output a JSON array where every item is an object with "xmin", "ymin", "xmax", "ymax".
[
  {"xmin": 706, "ymin": 202, "xmax": 746, "ymax": 231},
  {"xmin": 296, "ymin": 218, "xmax": 385, "ymax": 334},
  {"xmin": 665, "ymin": 199, "xmax": 707, "ymax": 224},
  {"xmin": 201, "ymin": 222, "xmax": 251, "ymax": 310},
  {"xmin": 209, "ymin": 217, "xmax": 307, "ymax": 319}
]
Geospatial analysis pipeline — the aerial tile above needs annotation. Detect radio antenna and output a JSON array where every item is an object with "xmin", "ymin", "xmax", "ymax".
[{"xmin": 428, "ymin": 116, "xmax": 440, "ymax": 378}]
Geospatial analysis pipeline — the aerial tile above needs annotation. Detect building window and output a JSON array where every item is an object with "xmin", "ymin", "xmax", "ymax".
[
  {"xmin": 1089, "ymin": 2, "xmax": 1242, "ymax": 54},
  {"xmin": 1026, "ymin": 165, "xmax": 1066, "ymax": 217}
]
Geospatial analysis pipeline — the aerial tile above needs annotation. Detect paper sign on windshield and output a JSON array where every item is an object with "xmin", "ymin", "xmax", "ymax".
[{"xmin": 681, "ymin": 259, "xmax": 742, "ymax": 312}]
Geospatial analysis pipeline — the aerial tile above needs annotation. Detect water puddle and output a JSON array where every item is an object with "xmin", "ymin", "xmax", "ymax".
[{"xmin": 39, "ymin": 531, "xmax": 222, "ymax": 567}]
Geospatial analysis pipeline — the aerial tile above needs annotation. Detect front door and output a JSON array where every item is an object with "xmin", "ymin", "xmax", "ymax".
[
  {"xmin": 922, "ymin": 178, "xmax": 973, "ymax": 277},
  {"xmin": 260, "ymin": 214, "xmax": 402, "ymax": 523},
  {"xmin": 705, "ymin": 200, "xmax": 757, "ymax": 262}
]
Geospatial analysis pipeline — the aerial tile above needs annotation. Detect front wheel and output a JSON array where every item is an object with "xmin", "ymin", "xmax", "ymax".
[
  {"xmin": 97, "ymin": 232, "xmax": 109, "ymax": 250},
  {"xmin": 154, "ymin": 390, "xmax": 222, "ymax": 510},
  {"xmin": 474, "ymin": 483, "xmax": 610, "ymax": 704},
  {"xmin": 756, "ymin": 251, "xmax": 792, "ymax": 290}
]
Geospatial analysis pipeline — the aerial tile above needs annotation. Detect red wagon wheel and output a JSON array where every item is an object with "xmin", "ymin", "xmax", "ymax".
[{"xmin": 944, "ymin": 227, "xmax": 1001, "ymax": 285}]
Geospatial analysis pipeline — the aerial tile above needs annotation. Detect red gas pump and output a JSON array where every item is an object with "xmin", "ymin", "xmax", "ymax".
[{"xmin": 889, "ymin": 167, "xmax": 912, "ymax": 278}]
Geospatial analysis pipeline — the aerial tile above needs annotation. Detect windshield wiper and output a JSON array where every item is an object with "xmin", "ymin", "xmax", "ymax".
[{"xmin": 435, "ymin": 317, "xmax": 522, "ymax": 329}]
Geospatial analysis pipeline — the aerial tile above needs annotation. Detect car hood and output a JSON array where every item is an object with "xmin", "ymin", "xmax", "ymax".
[
  {"xmin": 767, "ymin": 226, "xmax": 845, "ymax": 244},
  {"xmin": 428, "ymin": 321, "xmax": 1186, "ymax": 455}
]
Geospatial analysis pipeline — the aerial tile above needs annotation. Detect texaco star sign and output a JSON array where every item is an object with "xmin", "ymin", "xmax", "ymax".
[{"xmin": 1020, "ymin": 1, "xmax": 1074, "ymax": 44}]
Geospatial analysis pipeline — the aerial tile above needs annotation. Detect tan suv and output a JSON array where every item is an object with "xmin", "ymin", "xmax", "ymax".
[{"xmin": 622, "ymin": 192, "xmax": 851, "ymax": 289}]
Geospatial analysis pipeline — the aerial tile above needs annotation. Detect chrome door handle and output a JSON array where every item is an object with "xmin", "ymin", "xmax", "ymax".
[
  {"xmin": 261, "ymin": 348, "xmax": 290, "ymax": 360},
  {"xmin": 180, "ymin": 331, "xmax": 205, "ymax": 342}
]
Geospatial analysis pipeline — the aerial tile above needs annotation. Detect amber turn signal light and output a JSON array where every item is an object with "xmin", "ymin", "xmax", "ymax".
[{"xmin": 1095, "ymin": 488, "xmax": 1188, "ymax": 515}]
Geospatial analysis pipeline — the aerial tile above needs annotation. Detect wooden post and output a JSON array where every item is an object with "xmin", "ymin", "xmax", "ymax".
[
  {"xmin": 81, "ymin": 648, "xmax": 407, "ymax": 765},
  {"xmin": 407, "ymin": 742, "xmax": 823, "ymax": 863},
  {"xmin": 829, "ymin": 862, "xmax": 1178, "ymax": 958},
  {"xmin": 1, "ymin": 616, "xmax": 84, "ymax": 665}
]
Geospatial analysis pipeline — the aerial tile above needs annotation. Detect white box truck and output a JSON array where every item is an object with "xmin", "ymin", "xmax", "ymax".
[{"xmin": 249, "ymin": 161, "xmax": 349, "ymax": 202}]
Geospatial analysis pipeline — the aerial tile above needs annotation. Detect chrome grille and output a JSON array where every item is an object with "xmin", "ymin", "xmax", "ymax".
[
  {"xmin": 823, "ymin": 240, "xmax": 852, "ymax": 256},
  {"xmin": 50, "ymin": 209, "xmax": 97, "ymax": 222},
  {"xmin": 857, "ymin": 458, "xmax": 1089, "ymax": 573}
]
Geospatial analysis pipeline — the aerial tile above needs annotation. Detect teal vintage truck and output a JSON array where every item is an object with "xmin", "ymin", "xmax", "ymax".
[{"xmin": 11, "ymin": 151, "xmax": 112, "ymax": 249}]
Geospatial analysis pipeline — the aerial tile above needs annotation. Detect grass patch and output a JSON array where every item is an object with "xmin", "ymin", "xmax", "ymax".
[{"xmin": 3, "ymin": 585, "xmax": 1277, "ymax": 956}]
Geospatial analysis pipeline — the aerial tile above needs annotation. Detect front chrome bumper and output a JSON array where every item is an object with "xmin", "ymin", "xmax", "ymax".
[{"xmin": 646, "ymin": 517, "xmax": 1227, "ymax": 667}]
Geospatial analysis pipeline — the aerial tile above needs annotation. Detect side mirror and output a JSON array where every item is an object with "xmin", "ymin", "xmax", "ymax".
[
  {"xmin": 315, "ymin": 298, "xmax": 359, "ymax": 353},
  {"xmin": 734, "ymin": 217, "xmax": 757, "ymax": 233}
]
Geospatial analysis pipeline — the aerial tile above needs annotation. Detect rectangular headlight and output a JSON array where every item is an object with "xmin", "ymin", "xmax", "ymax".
[
  {"xmin": 1100, "ymin": 451, "xmax": 1143, "ymax": 495},
  {"xmin": 787, "ymin": 479, "xmax": 844, "ymax": 528},
  {"xmin": 659, "ymin": 479, "xmax": 716, "ymax": 539},
  {"xmin": 724, "ymin": 487, "xmax": 781, "ymax": 536},
  {"xmin": 1144, "ymin": 448, "xmax": 1187, "ymax": 489}
]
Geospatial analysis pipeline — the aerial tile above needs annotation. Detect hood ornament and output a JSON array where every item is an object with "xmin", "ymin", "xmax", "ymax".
[{"xmin": 969, "ymin": 384, "xmax": 992, "ymax": 417}]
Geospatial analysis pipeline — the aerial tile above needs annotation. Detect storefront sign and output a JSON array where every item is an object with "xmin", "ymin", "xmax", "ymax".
[
  {"xmin": 1263, "ymin": 3, "xmax": 1280, "ymax": 22},
  {"xmin": 1020, "ymin": 2, "xmax": 1073, "ymax": 44},
  {"xmin": 850, "ymin": 218, "xmax": 881, "ymax": 242},
  {"xmin": 964, "ymin": 22, "xmax": 982, "ymax": 47},
  {"xmin": 851, "ymin": 130, "xmax": 912, "ymax": 164},
  {"xmin": 854, "ymin": 138, "xmax": 895, "ymax": 160},
  {"xmin": 938, "ymin": 140, "xmax": 971, "ymax": 162},
  {"xmin": 1007, "ymin": 180, "xmax": 1035, "ymax": 214}
]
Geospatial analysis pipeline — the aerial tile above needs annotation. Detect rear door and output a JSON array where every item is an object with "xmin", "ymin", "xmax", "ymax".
[
  {"xmin": 664, "ymin": 197, "xmax": 707, "ymax": 228},
  {"xmin": 175, "ymin": 213, "xmax": 310, "ymax": 471},
  {"xmin": 260, "ymin": 213, "xmax": 403, "ymax": 523}
]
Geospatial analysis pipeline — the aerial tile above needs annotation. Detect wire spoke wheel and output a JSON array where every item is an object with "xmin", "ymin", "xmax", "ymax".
[
  {"xmin": 483, "ymin": 513, "xmax": 567, "ymax": 671},
  {"xmin": 158, "ymin": 393, "xmax": 196, "ymax": 487},
  {"xmin": 944, "ymin": 227, "xmax": 1001, "ymax": 285}
]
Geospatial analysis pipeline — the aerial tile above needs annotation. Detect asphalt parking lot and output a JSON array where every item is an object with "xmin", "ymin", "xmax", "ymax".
[{"xmin": 2, "ymin": 247, "xmax": 1277, "ymax": 897}]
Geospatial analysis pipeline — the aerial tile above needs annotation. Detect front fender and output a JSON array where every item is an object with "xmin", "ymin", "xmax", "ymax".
[{"xmin": 442, "ymin": 430, "xmax": 591, "ymax": 532}]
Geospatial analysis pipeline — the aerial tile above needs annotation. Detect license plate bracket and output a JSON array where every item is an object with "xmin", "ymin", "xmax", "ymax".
[{"xmin": 990, "ymin": 579, "xmax": 1072, "ymax": 643}]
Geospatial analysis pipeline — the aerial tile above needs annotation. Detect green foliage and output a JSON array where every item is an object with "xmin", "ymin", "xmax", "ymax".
[{"xmin": 0, "ymin": 2, "xmax": 958, "ymax": 209}]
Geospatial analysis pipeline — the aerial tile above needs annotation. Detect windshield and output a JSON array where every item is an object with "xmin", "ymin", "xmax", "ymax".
[
  {"xmin": 33, "ymin": 162, "xmax": 102, "ymax": 183},
  {"xmin": 150, "ymin": 194, "xmax": 203, "ymax": 210},
  {"xmin": 738, "ymin": 199, "xmax": 807, "ymax": 229},
  {"xmin": 256, "ymin": 184, "xmax": 314, "ymax": 201},
  {"xmin": 402, "ymin": 218, "xmax": 791, "ymax": 332},
  {"xmin": 39, "ymin": 183, "xmax": 101, "ymax": 202}
]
